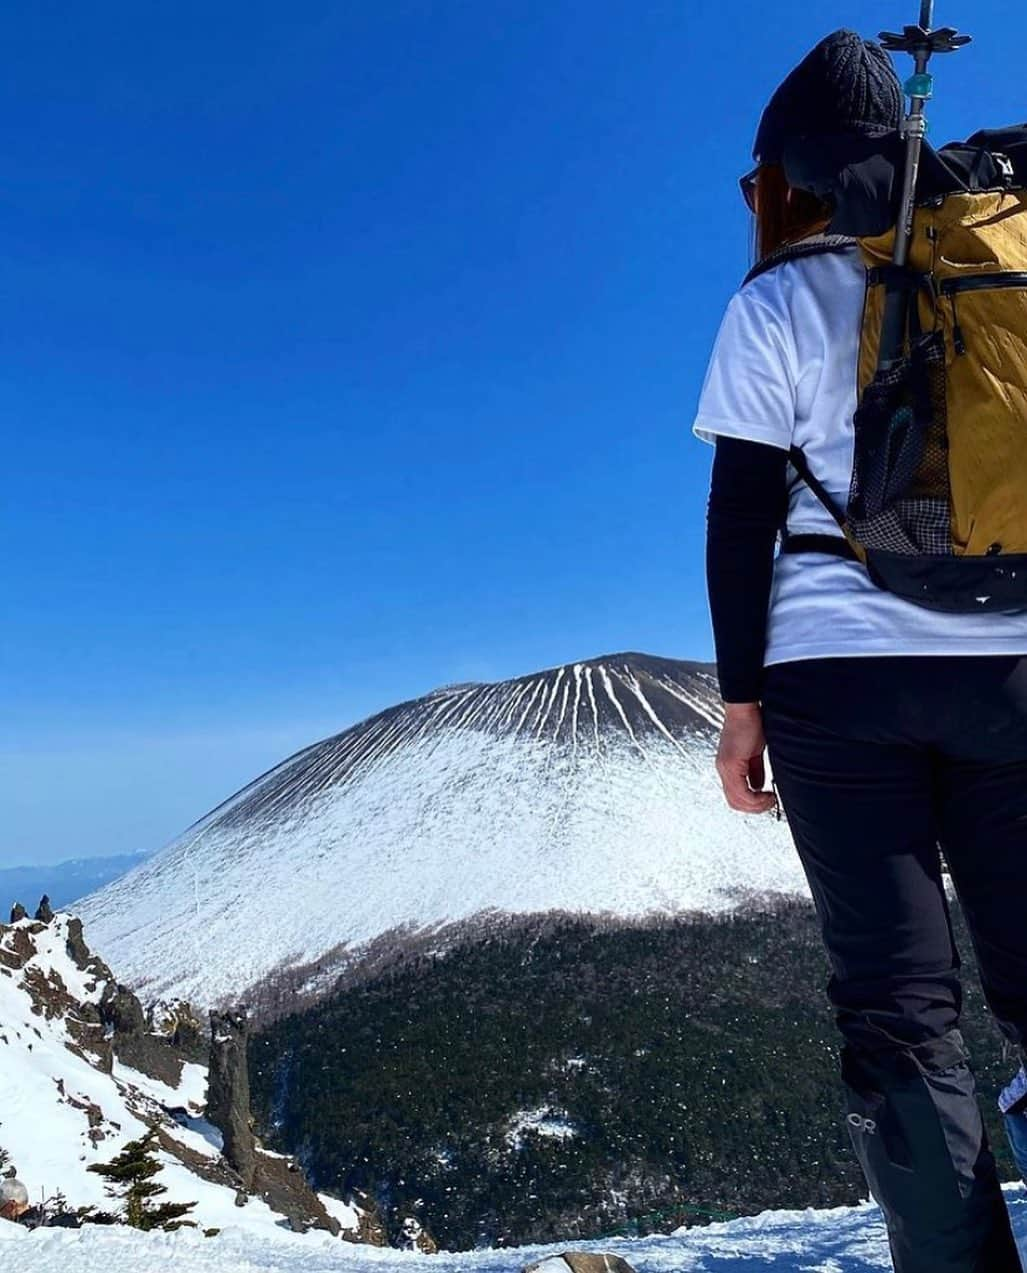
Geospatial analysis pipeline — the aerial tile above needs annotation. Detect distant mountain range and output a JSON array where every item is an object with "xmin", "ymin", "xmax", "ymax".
[
  {"xmin": 79, "ymin": 652, "xmax": 806, "ymax": 1008},
  {"xmin": 0, "ymin": 851, "xmax": 150, "ymax": 914}
]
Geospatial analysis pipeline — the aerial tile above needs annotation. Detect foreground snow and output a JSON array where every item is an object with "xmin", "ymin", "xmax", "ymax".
[{"xmin": 3, "ymin": 1190, "xmax": 1026, "ymax": 1272}]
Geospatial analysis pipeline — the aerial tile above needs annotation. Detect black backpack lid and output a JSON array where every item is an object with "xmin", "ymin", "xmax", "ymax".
[{"xmin": 782, "ymin": 123, "xmax": 1027, "ymax": 237}]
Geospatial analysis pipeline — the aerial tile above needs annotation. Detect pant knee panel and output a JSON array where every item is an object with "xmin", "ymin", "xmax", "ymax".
[{"xmin": 840, "ymin": 1031, "xmax": 1019, "ymax": 1271}]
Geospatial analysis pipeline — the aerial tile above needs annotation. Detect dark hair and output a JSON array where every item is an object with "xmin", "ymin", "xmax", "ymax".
[{"xmin": 752, "ymin": 163, "xmax": 832, "ymax": 261}]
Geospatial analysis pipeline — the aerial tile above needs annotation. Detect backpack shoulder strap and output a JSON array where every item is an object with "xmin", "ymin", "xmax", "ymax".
[
  {"xmin": 743, "ymin": 233, "xmax": 857, "ymax": 288},
  {"xmin": 781, "ymin": 445, "xmax": 860, "ymax": 561},
  {"xmin": 787, "ymin": 445, "xmax": 847, "ymax": 532}
]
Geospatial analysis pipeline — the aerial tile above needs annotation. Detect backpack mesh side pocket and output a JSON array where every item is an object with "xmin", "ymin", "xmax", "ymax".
[{"xmin": 848, "ymin": 329, "xmax": 952, "ymax": 556}]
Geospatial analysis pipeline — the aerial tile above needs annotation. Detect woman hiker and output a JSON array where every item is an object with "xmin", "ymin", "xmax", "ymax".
[{"xmin": 694, "ymin": 28, "xmax": 1027, "ymax": 1273}]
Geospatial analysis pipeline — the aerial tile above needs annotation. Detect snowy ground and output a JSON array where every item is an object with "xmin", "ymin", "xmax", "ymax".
[{"xmin": 3, "ymin": 1189, "xmax": 1027, "ymax": 1273}]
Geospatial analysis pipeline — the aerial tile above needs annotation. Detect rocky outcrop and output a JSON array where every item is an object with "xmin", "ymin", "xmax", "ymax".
[
  {"xmin": 250, "ymin": 1153, "xmax": 340, "ymax": 1236},
  {"xmin": 0, "ymin": 910, "xmax": 374, "ymax": 1243},
  {"xmin": 0, "ymin": 923, "xmax": 38, "ymax": 971},
  {"xmin": 64, "ymin": 917, "xmax": 112, "ymax": 979},
  {"xmin": 63, "ymin": 928, "xmax": 185, "ymax": 1086},
  {"xmin": 524, "ymin": 1255, "xmax": 637, "ymax": 1273},
  {"xmin": 2, "ymin": 910, "xmax": 183, "ymax": 1084},
  {"xmin": 100, "ymin": 983, "xmax": 145, "ymax": 1036},
  {"xmin": 206, "ymin": 1006, "xmax": 342, "ymax": 1236},
  {"xmin": 345, "ymin": 1192, "xmax": 389, "ymax": 1247},
  {"xmin": 8, "ymin": 903, "xmax": 27, "ymax": 924},
  {"xmin": 151, "ymin": 1000, "xmax": 205, "ymax": 1063},
  {"xmin": 207, "ymin": 1009, "xmax": 257, "ymax": 1190},
  {"xmin": 34, "ymin": 896, "xmax": 54, "ymax": 924}
]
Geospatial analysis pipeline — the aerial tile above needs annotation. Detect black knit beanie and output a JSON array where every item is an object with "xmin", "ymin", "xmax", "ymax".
[{"xmin": 753, "ymin": 29, "xmax": 904, "ymax": 164}]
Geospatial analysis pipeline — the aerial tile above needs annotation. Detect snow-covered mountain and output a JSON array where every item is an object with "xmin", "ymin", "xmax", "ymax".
[
  {"xmin": 0, "ymin": 911, "xmax": 366, "ymax": 1242},
  {"xmin": 79, "ymin": 653, "xmax": 806, "ymax": 1008}
]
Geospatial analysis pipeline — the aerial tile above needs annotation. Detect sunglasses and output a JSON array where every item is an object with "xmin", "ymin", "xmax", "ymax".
[{"xmin": 739, "ymin": 164, "xmax": 760, "ymax": 214}]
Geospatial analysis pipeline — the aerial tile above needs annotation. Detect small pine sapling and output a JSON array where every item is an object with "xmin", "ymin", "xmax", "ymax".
[{"xmin": 87, "ymin": 1126, "xmax": 196, "ymax": 1231}]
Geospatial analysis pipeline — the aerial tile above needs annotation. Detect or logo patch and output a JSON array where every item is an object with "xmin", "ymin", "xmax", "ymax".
[{"xmin": 846, "ymin": 1113, "xmax": 877, "ymax": 1134}]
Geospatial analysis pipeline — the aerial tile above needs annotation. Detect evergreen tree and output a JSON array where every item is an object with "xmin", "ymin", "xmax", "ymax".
[
  {"xmin": 87, "ymin": 1126, "xmax": 196, "ymax": 1231},
  {"xmin": 248, "ymin": 898, "xmax": 1013, "ymax": 1251}
]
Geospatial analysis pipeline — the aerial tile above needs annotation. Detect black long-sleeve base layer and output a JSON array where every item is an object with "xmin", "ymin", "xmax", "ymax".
[{"xmin": 705, "ymin": 434, "xmax": 789, "ymax": 703}]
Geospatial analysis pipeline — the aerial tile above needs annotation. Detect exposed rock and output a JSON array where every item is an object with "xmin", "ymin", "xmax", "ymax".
[
  {"xmin": 25, "ymin": 964, "xmax": 82, "ymax": 1021},
  {"xmin": 8, "ymin": 904, "xmax": 27, "ymax": 924},
  {"xmin": 64, "ymin": 1092, "xmax": 109, "ymax": 1145},
  {"xmin": 251, "ymin": 1151, "xmax": 340, "ymax": 1237},
  {"xmin": 0, "ymin": 910, "xmax": 364, "ymax": 1243},
  {"xmin": 18, "ymin": 956, "xmax": 113, "ymax": 1072},
  {"xmin": 64, "ymin": 1026, "xmax": 113, "ymax": 1076},
  {"xmin": 64, "ymin": 918, "xmax": 119, "ymax": 1000},
  {"xmin": 343, "ymin": 1191, "xmax": 389, "ymax": 1247},
  {"xmin": 1, "ymin": 916, "xmax": 116, "ymax": 1071},
  {"xmin": 152, "ymin": 1125, "xmax": 238, "ymax": 1191},
  {"xmin": 4, "ymin": 913, "xmax": 184, "ymax": 1085},
  {"xmin": 524, "ymin": 1255, "xmax": 637, "ymax": 1273},
  {"xmin": 34, "ymin": 896, "xmax": 54, "ymax": 924},
  {"xmin": 64, "ymin": 916, "xmax": 91, "ymax": 968},
  {"xmin": 151, "ymin": 1000, "xmax": 206, "ymax": 1062},
  {"xmin": 207, "ymin": 1008, "xmax": 257, "ymax": 1190},
  {"xmin": 97, "ymin": 976, "xmax": 185, "ymax": 1086},
  {"xmin": 113, "ymin": 1030, "xmax": 184, "ymax": 1087},
  {"xmin": 99, "ymin": 982, "xmax": 145, "ymax": 1036},
  {"xmin": 206, "ymin": 1008, "xmax": 341, "ymax": 1235},
  {"xmin": 0, "ymin": 925, "xmax": 37, "ymax": 972}
]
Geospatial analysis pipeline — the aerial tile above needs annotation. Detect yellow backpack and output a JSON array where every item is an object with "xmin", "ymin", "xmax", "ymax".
[{"xmin": 747, "ymin": 138, "xmax": 1027, "ymax": 614}]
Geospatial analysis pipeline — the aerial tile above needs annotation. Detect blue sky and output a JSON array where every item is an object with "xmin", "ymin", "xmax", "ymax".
[{"xmin": 3, "ymin": 1, "xmax": 1010, "ymax": 865}]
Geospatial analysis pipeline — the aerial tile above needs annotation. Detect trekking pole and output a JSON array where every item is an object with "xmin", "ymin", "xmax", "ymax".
[{"xmin": 876, "ymin": 2, "xmax": 971, "ymax": 367}]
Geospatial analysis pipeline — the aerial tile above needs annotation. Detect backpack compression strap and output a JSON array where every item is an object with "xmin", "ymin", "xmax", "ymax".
[{"xmin": 780, "ymin": 533, "xmax": 859, "ymax": 561}]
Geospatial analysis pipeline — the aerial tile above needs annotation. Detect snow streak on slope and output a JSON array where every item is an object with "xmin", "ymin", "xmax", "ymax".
[
  {"xmin": 4, "ymin": 1190, "xmax": 1027, "ymax": 1271},
  {"xmin": 80, "ymin": 654, "xmax": 807, "ymax": 1007}
]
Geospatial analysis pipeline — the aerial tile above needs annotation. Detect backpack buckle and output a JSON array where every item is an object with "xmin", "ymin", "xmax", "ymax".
[{"xmin": 993, "ymin": 152, "xmax": 1015, "ymax": 187}]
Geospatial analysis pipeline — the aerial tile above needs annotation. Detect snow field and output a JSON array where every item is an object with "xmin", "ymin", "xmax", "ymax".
[{"xmin": 5, "ymin": 1191, "xmax": 1025, "ymax": 1272}]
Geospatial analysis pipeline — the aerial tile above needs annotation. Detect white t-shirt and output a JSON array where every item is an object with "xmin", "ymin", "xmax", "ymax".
[{"xmin": 693, "ymin": 245, "xmax": 1027, "ymax": 667}]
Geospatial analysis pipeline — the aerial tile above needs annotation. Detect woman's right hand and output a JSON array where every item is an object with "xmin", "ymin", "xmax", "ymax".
[{"xmin": 715, "ymin": 702, "xmax": 778, "ymax": 815}]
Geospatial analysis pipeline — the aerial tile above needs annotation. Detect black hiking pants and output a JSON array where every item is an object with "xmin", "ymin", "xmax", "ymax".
[{"xmin": 762, "ymin": 655, "xmax": 1027, "ymax": 1273}]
